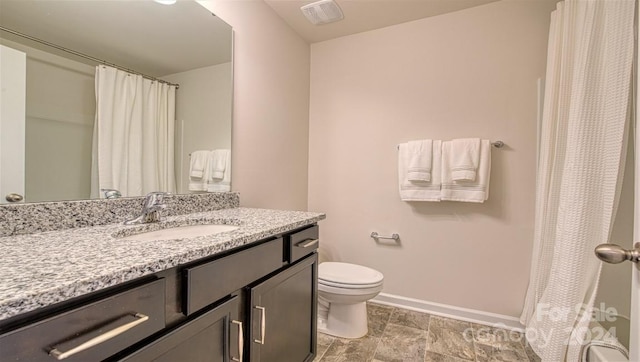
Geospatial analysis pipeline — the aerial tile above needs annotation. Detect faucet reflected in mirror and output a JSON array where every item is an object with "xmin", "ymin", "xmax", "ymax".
[
  {"xmin": 0, "ymin": 0, "xmax": 233, "ymax": 204},
  {"xmin": 100, "ymin": 189, "xmax": 122, "ymax": 199}
]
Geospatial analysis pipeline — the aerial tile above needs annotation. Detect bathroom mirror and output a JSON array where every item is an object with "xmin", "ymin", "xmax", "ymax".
[{"xmin": 0, "ymin": 0, "xmax": 233, "ymax": 203}]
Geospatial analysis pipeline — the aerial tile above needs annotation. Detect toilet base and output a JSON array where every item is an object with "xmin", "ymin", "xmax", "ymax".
[{"xmin": 318, "ymin": 301, "xmax": 368, "ymax": 339}]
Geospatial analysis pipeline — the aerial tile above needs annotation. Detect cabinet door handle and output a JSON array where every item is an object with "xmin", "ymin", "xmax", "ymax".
[
  {"xmin": 295, "ymin": 239, "xmax": 319, "ymax": 248},
  {"xmin": 49, "ymin": 313, "xmax": 149, "ymax": 360},
  {"xmin": 231, "ymin": 320, "xmax": 244, "ymax": 362},
  {"xmin": 254, "ymin": 306, "xmax": 266, "ymax": 344}
]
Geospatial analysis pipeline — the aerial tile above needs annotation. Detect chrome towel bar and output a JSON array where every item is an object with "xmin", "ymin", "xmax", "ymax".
[
  {"xmin": 370, "ymin": 232, "xmax": 400, "ymax": 241},
  {"xmin": 396, "ymin": 140, "xmax": 505, "ymax": 150}
]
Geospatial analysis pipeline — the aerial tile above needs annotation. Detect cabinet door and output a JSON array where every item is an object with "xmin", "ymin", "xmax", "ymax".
[
  {"xmin": 120, "ymin": 296, "xmax": 243, "ymax": 362},
  {"xmin": 249, "ymin": 254, "xmax": 317, "ymax": 362}
]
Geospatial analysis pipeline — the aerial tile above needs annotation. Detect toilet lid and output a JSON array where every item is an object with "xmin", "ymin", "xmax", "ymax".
[{"xmin": 318, "ymin": 262, "xmax": 384, "ymax": 286}]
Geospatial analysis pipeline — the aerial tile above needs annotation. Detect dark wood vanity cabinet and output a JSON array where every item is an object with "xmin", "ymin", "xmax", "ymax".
[
  {"xmin": 119, "ymin": 296, "xmax": 242, "ymax": 362},
  {"xmin": 0, "ymin": 279, "xmax": 166, "ymax": 362},
  {"xmin": 0, "ymin": 224, "xmax": 319, "ymax": 362},
  {"xmin": 249, "ymin": 254, "xmax": 317, "ymax": 362}
]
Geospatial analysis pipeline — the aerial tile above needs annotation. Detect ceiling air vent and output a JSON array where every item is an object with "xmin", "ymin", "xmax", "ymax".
[{"xmin": 301, "ymin": 0, "xmax": 344, "ymax": 25}]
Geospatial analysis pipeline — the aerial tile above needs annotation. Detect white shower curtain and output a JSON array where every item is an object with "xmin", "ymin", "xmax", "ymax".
[
  {"xmin": 91, "ymin": 65, "xmax": 176, "ymax": 197},
  {"xmin": 520, "ymin": 1, "xmax": 634, "ymax": 361}
]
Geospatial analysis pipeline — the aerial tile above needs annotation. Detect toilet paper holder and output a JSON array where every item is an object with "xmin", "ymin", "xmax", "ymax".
[{"xmin": 370, "ymin": 232, "xmax": 400, "ymax": 241}]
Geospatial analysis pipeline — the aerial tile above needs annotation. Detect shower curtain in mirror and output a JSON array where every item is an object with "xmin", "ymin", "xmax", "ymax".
[
  {"xmin": 90, "ymin": 65, "xmax": 176, "ymax": 198},
  {"xmin": 520, "ymin": 1, "xmax": 634, "ymax": 361}
]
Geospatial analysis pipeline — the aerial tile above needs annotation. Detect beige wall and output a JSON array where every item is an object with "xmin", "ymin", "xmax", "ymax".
[
  {"xmin": 199, "ymin": 0, "xmax": 310, "ymax": 210},
  {"xmin": 163, "ymin": 62, "xmax": 233, "ymax": 194},
  {"xmin": 308, "ymin": 0, "xmax": 558, "ymax": 317}
]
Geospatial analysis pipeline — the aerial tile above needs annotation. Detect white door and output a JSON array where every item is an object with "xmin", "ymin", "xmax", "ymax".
[
  {"xmin": 0, "ymin": 44, "xmax": 26, "ymax": 204},
  {"xmin": 630, "ymin": 12, "xmax": 640, "ymax": 359},
  {"xmin": 599, "ymin": 117, "xmax": 640, "ymax": 360},
  {"xmin": 630, "ymin": 247, "xmax": 638, "ymax": 361},
  {"xmin": 630, "ymin": 27, "xmax": 640, "ymax": 361},
  {"xmin": 594, "ymin": 9, "xmax": 640, "ymax": 360}
]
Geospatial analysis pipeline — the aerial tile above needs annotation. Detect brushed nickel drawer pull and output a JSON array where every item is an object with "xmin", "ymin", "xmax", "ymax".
[
  {"xmin": 254, "ymin": 306, "xmax": 266, "ymax": 344},
  {"xmin": 231, "ymin": 320, "xmax": 244, "ymax": 362},
  {"xmin": 49, "ymin": 313, "xmax": 149, "ymax": 360},
  {"xmin": 296, "ymin": 239, "xmax": 319, "ymax": 248}
]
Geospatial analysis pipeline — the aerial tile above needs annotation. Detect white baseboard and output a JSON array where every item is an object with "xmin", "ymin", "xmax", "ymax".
[{"xmin": 371, "ymin": 293, "xmax": 525, "ymax": 332}]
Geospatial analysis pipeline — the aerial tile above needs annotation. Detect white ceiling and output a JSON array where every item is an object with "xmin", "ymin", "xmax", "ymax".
[
  {"xmin": 264, "ymin": 0, "xmax": 500, "ymax": 43},
  {"xmin": 0, "ymin": 0, "xmax": 501, "ymax": 76},
  {"xmin": 0, "ymin": 0, "xmax": 232, "ymax": 77}
]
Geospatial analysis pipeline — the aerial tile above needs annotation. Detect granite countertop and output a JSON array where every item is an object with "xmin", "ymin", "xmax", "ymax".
[{"xmin": 0, "ymin": 207, "xmax": 325, "ymax": 321}]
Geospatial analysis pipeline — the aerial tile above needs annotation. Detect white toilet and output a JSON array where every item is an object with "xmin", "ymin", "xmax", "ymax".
[{"xmin": 317, "ymin": 262, "xmax": 384, "ymax": 338}]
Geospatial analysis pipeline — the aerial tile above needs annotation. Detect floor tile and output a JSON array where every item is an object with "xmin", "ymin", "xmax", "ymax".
[
  {"xmin": 368, "ymin": 303, "xmax": 394, "ymax": 337},
  {"xmin": 424, "ymin": 351, "xmax": 472, "ymax": 362},
  {"xmin": 474, "ymin": 341, "xmax": 531, "ymax": 362},
  {"xmin": 470, "ymin": 323, "xmax": 525, "ymax": 348},
  {"xmin": 389, "ymin": 308, "xmax": 431, "ymax": 331},
  {"xmin": 318, "ymin": 332, "xmax": 336, "ymax": 346},
  {"xmin": 315, "ymin": 333, "xmax": 336, "ymax": 361},
  {"xmin": 426, "ymin": 316, "xmax": 475, "ymax": 361},
  {"xmin": 522, "ymin": 340, "xmax": 541, "ymax": 362},
  {"xmin": 373, "ymin": 323, "xmax": 428, "ymax": 362},
  {"xmin": 314, "ymin": 345, "xmax": 330, "ymax": 362},
  {"xmin": 316, "ymin": 306, "xmax": 535, "ymax": 362},
  {"xmin": 435, "ymin": 316, "xmax": 473, "ymax": 334},
  {"xmin": 320, "ymin": 334, "xmax": 381, "ymax": 362}
]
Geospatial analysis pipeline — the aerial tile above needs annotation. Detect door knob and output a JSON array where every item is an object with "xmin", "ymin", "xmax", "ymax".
[
  {"xmin": 594, "ymin": 243, "xmax": 640, "ymax": 264},
  {"xmin": 5, "ymin": 193, "xmax": 23, "ymax": 203}
]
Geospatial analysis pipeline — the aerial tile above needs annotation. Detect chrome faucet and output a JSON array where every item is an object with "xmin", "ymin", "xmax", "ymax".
[
  {"xmin": 101, "ymin": 188, "xmax": 121, "ymax": 199},
  {"xmin": 124, "ymin": 192, "xmax": 169, "ymax": 225}
]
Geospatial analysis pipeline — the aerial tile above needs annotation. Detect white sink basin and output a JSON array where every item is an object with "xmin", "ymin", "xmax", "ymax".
[{"xmin": 120, "ymin": 224, "xmax": 239, "ymax": 242}]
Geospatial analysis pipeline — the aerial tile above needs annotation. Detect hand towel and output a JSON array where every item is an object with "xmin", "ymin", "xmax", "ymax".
[
  {"xmin": 207, "ymin": 149, "xmax": 231, "ymax": 192},
  {"xmin": 449, "ymin": 138, "xmax": 481, "ymax": 181},
  {"xmin": 189, "ymin": 150, "xmax": 210, "ymax": 178},
  {"xmin": 189, "ymin": 150, "xmax": 212, "ymax": 191},
  {"xmin": 441, "ymin": 139, "xmax": 491, "ymax": 203},
  {"xmin": 210, "ymin": 149, "xmax": 228, "ymax": 180},
  {"xmin": 398, "ymin": 141, "xmax": 441, "ymax": 201},
  {"xmin": 407, "ymin": 140, "xmax": 433, "ymax": 182}
]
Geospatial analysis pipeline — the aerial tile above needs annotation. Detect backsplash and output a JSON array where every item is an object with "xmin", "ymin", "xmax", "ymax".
[{"xmin": 0, "ymin": 193, "xmax": 240, "ymax": 237}]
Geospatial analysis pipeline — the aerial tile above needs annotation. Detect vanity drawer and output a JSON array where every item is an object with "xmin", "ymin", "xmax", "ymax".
[
  {"xmin": 286, "ymin": 225, "xmax": 319, "ymax": 263},
  {"xmin": 183, "ymin": 237, "xmax": 284, "ymax": 315},
  {"xmin": 0, "ymin": 279, "xmax": 165, "ymax": 362}
]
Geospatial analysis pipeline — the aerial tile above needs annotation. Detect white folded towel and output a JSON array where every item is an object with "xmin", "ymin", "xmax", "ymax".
[
  {"xmin": 398, "ymin": 141, "xmax": 441, "ymax": 201},
  {"xmin": 441, "ymin": 139, "xmax": 491, "ymax": 203},
  {"xmin": 207, "ymin": 149, "xmax": 231, "ymax": 192},
  {"xmin": 189, "ymin": 150, "xmax": 210, "ymax": 178},
  {"xmin": 449, "ymin": 138, "xmax": 481, "ymax": 181},
  {"xmin": 210, "ymin": 149, "xmax": 228, "ymax": 180},
  {"xmin": 189, "ymin": 150, "xmax": 213, "ymax": 191},
  {"xmin": 407, "ymin": 140, "xmax": 433, "ymax": 182}
]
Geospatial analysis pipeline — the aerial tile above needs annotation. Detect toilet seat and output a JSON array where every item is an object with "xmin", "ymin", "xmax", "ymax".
[
  {"xmin": 318, "ymin": 281, "xmax": 383, "ymax": 297},
  {"xmin": 318, "ymin": 262, "xmax": 384, "ymax": 287},
  {"xmin": 318, "ymin": 279, "xmax": 383, "ymax": 289}
]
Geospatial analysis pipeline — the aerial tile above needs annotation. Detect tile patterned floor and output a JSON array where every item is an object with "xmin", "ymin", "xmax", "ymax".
[{"xmin": 314, "ymin": 303, "xmax": 541, "ymax": 362}]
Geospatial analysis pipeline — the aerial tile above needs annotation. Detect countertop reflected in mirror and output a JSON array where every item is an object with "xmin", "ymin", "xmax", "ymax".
[{"xmin": 0, "ymin": 0, "xmax": 233, "ymax": 204}]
